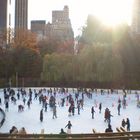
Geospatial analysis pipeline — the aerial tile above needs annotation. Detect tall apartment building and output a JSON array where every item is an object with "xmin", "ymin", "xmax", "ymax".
[
  {"xmin": 131, "ymin": 0, "xmax": 140, "ymax": 34},
  {"xmin": 31, "ymin": 20, "xmax": 46, "ymax": 40},
  {"xmin": 0, "ymin": 0, "xmax": 14, "ymax": 47},
  {"xmin": 15, "ymin": 0, "xmax": 28, "ymax": 30},
  {"xmin": 0, "ymin": 0, "xmax": 7, "ymax": 33},
  {"xmin": 51, "ymin": 5, "xmax": 74, "ymax": 40},
  {"xmin": 31, "ymin": 6, "xmax": 74, "ymax": 42}
]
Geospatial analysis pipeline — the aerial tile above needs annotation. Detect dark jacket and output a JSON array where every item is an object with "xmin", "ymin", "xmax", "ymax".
[{"xmin": 65, "ymin": 122, "xmax": 72, "ymax": 129}]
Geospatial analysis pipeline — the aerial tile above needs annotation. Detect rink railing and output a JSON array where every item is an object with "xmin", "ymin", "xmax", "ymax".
[{"xmin": 0, "ymin": 131, "xmax": 140, "ymax": 140}]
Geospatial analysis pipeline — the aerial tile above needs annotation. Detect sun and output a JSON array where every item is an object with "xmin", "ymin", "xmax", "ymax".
[{"xmin": 86, "ymin": 0, "xmax": 133, "ymax": 26}]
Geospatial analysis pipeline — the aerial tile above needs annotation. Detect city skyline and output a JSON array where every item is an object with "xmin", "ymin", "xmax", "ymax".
[{"xmin": 28, "ymin": 0, "xmax": 133, "ymax": 36}]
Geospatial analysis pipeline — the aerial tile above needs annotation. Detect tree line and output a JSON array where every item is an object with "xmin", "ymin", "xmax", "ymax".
[{"xmin": 0, "ymin": 15, "xmax": 140, "ymax": 89}]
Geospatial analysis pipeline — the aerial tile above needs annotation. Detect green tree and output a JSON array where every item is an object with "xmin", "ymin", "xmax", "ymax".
[
  {"xmin": 42, "ymin": 53, "xmax": 75, "ymax": 83},
  {"xmin": 80, "ymin": 15, "xmax": 112, "ymax": 46},
  {"xmin": 0, "ymin": 49, "xmax": 14, "ymax": 79},
  {"xmin": 12, "ymin": 47, "xmax": 42, "ymax": 78}
]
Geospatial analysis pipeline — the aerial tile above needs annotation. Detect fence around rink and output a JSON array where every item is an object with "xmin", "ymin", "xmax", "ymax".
[{"xmin": 0, "ymin": 131, "xmax": 140, "ymax": 140}]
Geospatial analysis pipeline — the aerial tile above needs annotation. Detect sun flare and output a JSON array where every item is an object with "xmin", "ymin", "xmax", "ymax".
[
  {"xmin": 84, "ymin": 0, "xmax": 133, "ymax": 26},
  {"xmin": 29, "ymin": 0, "xmax": 134, "ymax": 35}
]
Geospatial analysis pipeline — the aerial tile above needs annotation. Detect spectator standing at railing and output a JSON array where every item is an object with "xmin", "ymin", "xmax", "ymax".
[
  {"xmin": 27, "ymin": 100, "xmax": 31, "ymax": 109},
  {"xmin": 9, "ymin": 126, "xmax": 18, "ymax": 134},
  {"xmin": 59, "ymin": 128, "xmax": 66, "ymax": 134},
  {"xmin": 18, "ymin": 127, "xmax": 27, "ymax": 134}
]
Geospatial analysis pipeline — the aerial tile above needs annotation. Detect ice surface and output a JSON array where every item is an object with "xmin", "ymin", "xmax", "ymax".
[{"xmin": 0, "ymin": 88, "xmax": 139, "ymax": 134}]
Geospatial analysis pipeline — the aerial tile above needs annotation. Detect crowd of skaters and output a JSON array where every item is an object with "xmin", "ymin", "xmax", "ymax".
[{"xmin": 0, "ymin": 87, "xmax": 139, "ymax": 133}]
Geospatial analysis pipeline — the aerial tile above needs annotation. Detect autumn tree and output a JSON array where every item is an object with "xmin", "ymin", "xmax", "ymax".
[
  {"xmin": 37, "ymin": 38, "xmax": 57, "ymax": 57},
  {"xmin": 13, "ymin": 29, "xmax": 38, "ymax": 50}
]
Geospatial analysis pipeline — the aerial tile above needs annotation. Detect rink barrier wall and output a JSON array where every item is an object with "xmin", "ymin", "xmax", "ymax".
[
  {"xmin": 0, "ymin": 131, "xmax": 140, "ymax": 140},
  {"xmin": 0, "ymin": 77, "xmax": 140, "ymax": 89},
  {"xmin": 0, "ymin": 108, "xmax": 5, "ymax": 128}
]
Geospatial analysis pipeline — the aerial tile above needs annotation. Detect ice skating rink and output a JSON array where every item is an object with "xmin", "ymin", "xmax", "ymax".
[{"xmin": 0, "ymin": 88, "xmax": 139, "ymax": 134}]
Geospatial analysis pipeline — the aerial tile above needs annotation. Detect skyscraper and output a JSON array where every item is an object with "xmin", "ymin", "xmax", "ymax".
[
  {"xmin": 0, "ymin": 0, "xmax": 14, "ymax": 47},
  {"xmin": 31, "ymin": 20, "xmax": 46, "ymax": 40},
  {"xmin": 0, "ymin": 0, "xmax": 7, "ymax": 32},
  {"xmin": 15, "ymin": 0, "xmax": 28, "ymax": 30},
  {"xmin": 131, "ymin": 0, "xmax": 140, "ymax": 34},
  {"xmin": 51, "ymin": 5, "xmax": 74, "ymax": 40}
]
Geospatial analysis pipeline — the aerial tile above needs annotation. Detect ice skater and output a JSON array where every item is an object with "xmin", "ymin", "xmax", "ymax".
[
  {"xmin": 23, "ymin": 98, "xmax": 26, "ymax": 105},
  {"xmin": 72, "ymin": 105, "xmax": 75, "ymax": 116},
  {"xmin": 126, "ymin": 118, "xmax": 130, "ymax": 131},
  {"xmin": 117, "ymin": 103, "xmax": 121, "ymax": 115},
  {"xmin": 40, "ymin": 109, "xmax": 43, "ymax": 122},
  {"xmin": 122, "ymin": 97, "xmax": 127, "ymax": 109},
  {"xmin": 121, "ymin": 119, "xmax": 126, "ymax": 128},
  {"xmin": 104, "ymin": 108, "xmax": 113, "ymax": 124},
  {"xmin": 17, "ymin": 92, "xmax": 20, "ymax": 100},
  {"xmin": 5, "ymin": 101, "xmax": 9, "ymax": 112},
  {"xmin": 34, "ymin": 91, "xmax": 38, "ymax": 100},
  {"xmin": 68, "ymin": 106, "xmax": 72, "ymax": 116},
  {"xmin": 65, "ymin": 121, "xmax": 72, "ymax": 134},
  {"xmin": 99, "ymin": 103, "xmax": 102, "ymax": 113},
  {"xmin": 52, "ymin": 105, "xmax": 57, "ymax": 119},
  {"xmin": 44, "ymin": 101, "xmax": 48, "ymax": 112},
  {"xmin": 77, "ymin": 102, "xmax": 80, "ymax": 115},
  {"xmin": 27, "ymin": 100, "xmax": 31, "ymax": 109},
  {"xmin": 61, "ymin": 98, "xmax": 65, "ymax": 107},
  {"xmin": 108, "ymin": 110, "xmax": 113, "ymax": 125},
  {"xmin": 91, "ymin": 106, "xmax": 95, "ymax": 119}
]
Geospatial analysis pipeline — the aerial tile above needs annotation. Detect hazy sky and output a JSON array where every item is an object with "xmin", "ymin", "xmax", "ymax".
[{"xmin": 28, "ymin": 0, "xmax": 134, "ymax": 36}]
